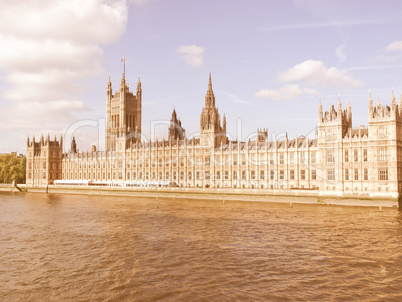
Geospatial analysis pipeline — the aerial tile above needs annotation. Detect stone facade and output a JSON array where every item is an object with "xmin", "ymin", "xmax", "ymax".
[
  {"xmin": 26, "ymin": 134, "xmax": 63, "ymax": 186},
  {"xmin": 26, "ymin": 73, "xmax": 402, "ymax": 198}
]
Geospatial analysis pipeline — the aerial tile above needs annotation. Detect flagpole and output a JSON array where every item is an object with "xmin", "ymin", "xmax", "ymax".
[{"xmin": 124, "ymin": 53, "xmax": 125, "ymax": 78}]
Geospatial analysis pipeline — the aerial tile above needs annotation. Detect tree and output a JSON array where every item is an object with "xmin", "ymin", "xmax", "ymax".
[{"xmin": 0, "ymin": 153, "xmax": 26, "ymax": 184}]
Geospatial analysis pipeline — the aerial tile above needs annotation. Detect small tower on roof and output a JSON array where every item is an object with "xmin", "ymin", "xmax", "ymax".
[
  {"xmin": 169, "ymin": 108, "xmax": 185, "ymax": 141},
  {"xmin": 318, "ymin": 98, "xmax": 323, "ymax": 123}
]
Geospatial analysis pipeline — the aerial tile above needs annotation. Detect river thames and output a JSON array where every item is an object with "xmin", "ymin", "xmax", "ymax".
[{"xmin": 0, "ymin": 192, "xmax": 401, "ymax": 301}]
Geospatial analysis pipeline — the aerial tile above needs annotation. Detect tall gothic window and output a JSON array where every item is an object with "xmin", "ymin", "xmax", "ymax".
[
  {"xmin": 326, "ymin": 150, "xmax": 335, "ymax": 163},
  {"xmin": 327, "ymin": 168, "xmax": 335, "ymax": 181},
  {"xmin": 378, "ymin": 147, "xmax": 387, "ymax": 161},
  {"xmin": 378, "ymin": 168, "xmax": 388, "ymax": 181}
]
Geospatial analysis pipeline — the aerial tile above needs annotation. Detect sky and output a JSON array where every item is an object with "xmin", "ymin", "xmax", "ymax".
[{"xmin": 1, "ymin": 0, "xmax": 402, "ymax": 154}]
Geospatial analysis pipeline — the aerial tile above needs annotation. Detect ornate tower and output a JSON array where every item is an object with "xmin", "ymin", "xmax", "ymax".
[
  {"xmin": 368, "ymin": 90, "xmax": 401, "ymax": 194},
  {"xmin": 317, "ymin": 97, "xmax": 352, "ymax": 191},
  {"xmin": 26, "ymin": 134, "xmax": 63, "ymax": 186},
  {"xmin": 200, "ymin": 73, "xmax": 227, "ymax": 147},
  {"xmin": 169, "ymin": 108, "xmax": 185, "ymax": 141},
  {"xmin": 106, "ymin": 73, "xmax": 142, "ymax": 151}
]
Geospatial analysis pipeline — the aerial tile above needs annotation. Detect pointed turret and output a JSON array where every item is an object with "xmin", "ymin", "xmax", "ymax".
[
  {"xmin": 71, "ymin": 136, "xmax": 77, "ymax": 153},
  {"xmin": 169, "ymin": 108, "xmax": 185, "ymax": 141},
  {"xmin": 318, "ymin": 98, "xmax": 323, "ymax": 123},
  {"xmin": 107, "ymin": 75, "xmax": 112, "ymax": 90},
  {"xmin": 399, "ymin": 94, "xmax": 402, "ymax": 117},
  {"xmin": 368, "ymin": 90, "xmax": 373, "ymax": 118},
  {"xmin": 347, "ymin": 100, "xmax": 352, "ymax": 123},
  {"xmin": 391, "ymin": 88, "xmax": 396, "ymax": 111},
  {"xmin": 120, "ymin": 71, "xmax": 127, "ymax": 90},
  {"xmin": 337, "ymin": 95, "xmax": 342, "ymax": 122},
  {"xmin": 27, "ymin": 136, "xmax": 30, "ymax": 146},
  {"xmin": 205, "ymin": 72, "xmax": 215, "ymax": 108},
  {"xmin": 137, "ymin": 76, "xmax": 141, "ymax": 95}
]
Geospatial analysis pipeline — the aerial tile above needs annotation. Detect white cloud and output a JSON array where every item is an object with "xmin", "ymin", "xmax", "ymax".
[
  {"xmin": 130, "ymin": 0, "xmax": 154, "ymax": 4},
  {"xmin": 254, "ymin": 84, "xmax": 319, "ymax": 102},
  {"xmin": 0, "ymin": 0, "xmax": 128, "ymax": 137},
  {"xmin": 176, "ymin": 44, "xmax": 205, "ymax": 67},
  {"xmin": 0, "ymin": 0, "xmax": 127, "ymax": 44},
  {"xmin": 385, "ymin": 41, "xmax": 402, "ymax": 52},
  {"xmin": 278, "ymin": 60, "xmax": 363, "ymax": 88},
  {"xmin": 335, "ymin": 44, "xmax": 346, "ymax": 64},
  {"xmin": 373, "ymin": 54, "xmax": 400, "ymax": 63}
]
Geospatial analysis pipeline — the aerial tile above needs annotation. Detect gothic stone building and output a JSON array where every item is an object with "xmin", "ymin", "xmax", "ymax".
[{"xmin": 26, "ymin": 72, "xmax": 402, "ymax": 198}]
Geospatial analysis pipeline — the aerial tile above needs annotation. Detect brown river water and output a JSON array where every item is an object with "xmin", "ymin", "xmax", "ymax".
[{"xmin": 0, "ymin": 192, "xmax": 401, "ymax": 301}]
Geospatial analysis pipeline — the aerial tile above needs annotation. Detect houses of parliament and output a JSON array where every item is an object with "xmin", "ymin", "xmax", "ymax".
[{"xmin": 26, "ymin": 70, "xmax": 402, "ymax": 198}]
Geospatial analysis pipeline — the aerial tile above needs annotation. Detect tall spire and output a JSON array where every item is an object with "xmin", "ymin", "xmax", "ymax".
[
  {"xmin": 377, "ymin": 94, "xmax": 382, "ymax": 107},
  {"xmin": 399, "ymin": 94, "xmax": 402, "ymax": 116},
  {"xmin": 368, "ymin": 90, "xmax": 374, "ymax": 118},
  {"xmin": 391, "ymin": 87, "xmax": 396, "ymax": 106},
  {"xmin": 205, "ymin": 72, "xmax": 215, "ymax": 108},
  {"xmin": 107, "ymin": 75, "xmax": 112, "ymax": 91},
  {"xmin": 136, "ymin": 76, "xmax": 141, "ymax": 94},
  {"xmin": 121, "ymin": 53, "xmax": 125, "ymax": 79},
  {"xmin": 318, "ymin": 98, "xmax": 323, "ymax": 123}
]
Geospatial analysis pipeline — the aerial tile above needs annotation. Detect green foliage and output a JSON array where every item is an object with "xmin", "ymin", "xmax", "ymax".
[{"xmin": 0, "ymin": 154, "xmax": 26, "ymax": 184}]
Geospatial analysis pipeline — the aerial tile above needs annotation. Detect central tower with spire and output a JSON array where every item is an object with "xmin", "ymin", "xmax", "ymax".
[
  {"xmin": 200, "ymin": 73, "xmax": 227, "ymax": 147},
  {"xmin": 106, "ymin": 71, "xmax": 142, "ymax": 151}
]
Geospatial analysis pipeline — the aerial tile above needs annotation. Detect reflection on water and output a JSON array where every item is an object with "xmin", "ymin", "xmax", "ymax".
[{"xmin": 0, "ymin": 192, "xmax": 401, "ymax": 301}]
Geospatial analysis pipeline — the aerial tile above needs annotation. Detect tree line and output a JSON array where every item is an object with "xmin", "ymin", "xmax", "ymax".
[{"xmin": 0, "ymin": 153, "xmax": 26, "ymax": 184}]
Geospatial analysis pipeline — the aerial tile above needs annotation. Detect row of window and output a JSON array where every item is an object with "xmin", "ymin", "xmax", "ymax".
[
  {"xmin": 27, "ymin": 173, "xmax": 59, "ymax": 180},
  {"xmin": 327, "ymin": 168, "xmax": 388, "ymax": 181},
  {"xmin": 62, "ymin": 152, "xmax": 319, "ymax": 168},
  {"xmin": 62, "ymin": 169, "xmax": 319, "ymax": 181},
  {"xmin": 327, "ymin": 148, "xmax": 387, "ymax": 163},
  {"xmin": 28, "ymin": 162, "xmax": 60, "ymax": 169},
  {"xmin": 345, "ymin": 168, "xmax": 369, "ymax": 181},
  {"xmin": 60, "ymin": 168, "xmax": 390, "ymax": 182}
]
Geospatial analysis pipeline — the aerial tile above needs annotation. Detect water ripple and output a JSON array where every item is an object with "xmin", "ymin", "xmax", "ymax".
[{"xmin": 0, "ymin": 192, "xmax": 401, "ymax": 301}]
